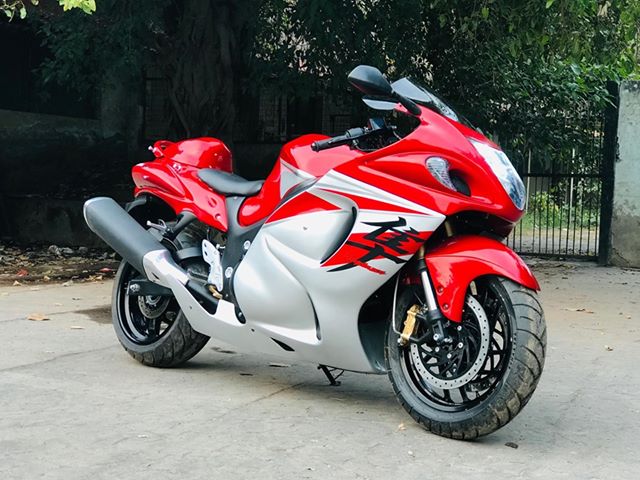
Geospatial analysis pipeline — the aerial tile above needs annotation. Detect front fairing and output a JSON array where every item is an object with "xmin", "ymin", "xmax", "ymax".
[{"xmin": 336, "ymin": 105, "xmax": 524, "ymax": 225}]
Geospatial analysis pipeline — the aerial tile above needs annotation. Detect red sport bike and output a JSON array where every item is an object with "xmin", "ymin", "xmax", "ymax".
[{"xmin": 85, "ymin": 66, "xmax": 546, "ymax": 439}]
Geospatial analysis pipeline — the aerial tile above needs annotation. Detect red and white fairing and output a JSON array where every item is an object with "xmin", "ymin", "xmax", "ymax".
[
  {"xmin": 233, "ymin": 165, "xmax": 444, "ymax": 372},
  {"xmin": 127, "ymin": 105, "xmax": 538, "ymax": 373}
]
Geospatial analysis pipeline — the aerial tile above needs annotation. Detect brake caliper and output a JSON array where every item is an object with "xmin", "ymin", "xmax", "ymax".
[{"xmin": 399, "ymin": 304, "xmax": 421, "ymax": 346}]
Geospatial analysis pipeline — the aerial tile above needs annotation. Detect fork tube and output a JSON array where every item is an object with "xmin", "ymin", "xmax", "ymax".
[
  {"xmin": 420, "ymin": 270, "xmax": 439, "ymax": 313},
  {"xmin": 416, "ymin": 245, "xmax": 440, "ymax": 315}
]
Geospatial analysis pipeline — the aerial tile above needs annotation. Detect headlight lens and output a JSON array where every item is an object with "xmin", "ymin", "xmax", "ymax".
[{"xmin": 469, "ymin": 139, "xmax": 526, "ymax": 210}]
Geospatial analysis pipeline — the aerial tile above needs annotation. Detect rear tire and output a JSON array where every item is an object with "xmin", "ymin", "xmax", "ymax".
[
  {"xmin": 386, "ymin": 276, "xmax": 546, "ymax": 439},
  {"xmin": 112, "ymin": 261, "xmax": 210, "ymax": 367}
]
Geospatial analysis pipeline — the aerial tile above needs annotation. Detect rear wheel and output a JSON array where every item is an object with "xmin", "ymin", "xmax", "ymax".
[
  {"xmin": 111, "ymin": 222, "xmax": 210, "ymax": 367},
  {"xmin": 386, "ymin": 276, "xmax": 546, "ymax": 439}
]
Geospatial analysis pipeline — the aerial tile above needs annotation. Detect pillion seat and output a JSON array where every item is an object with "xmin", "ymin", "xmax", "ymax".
[{"xmin": 198, "ymin": 169, "xmax": 264, "ymax": 197}]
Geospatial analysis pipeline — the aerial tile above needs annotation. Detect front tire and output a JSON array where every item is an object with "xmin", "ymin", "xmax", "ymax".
[{"xmin": 386, "ymin": 276, "xmax": 546, "ymax": 439}]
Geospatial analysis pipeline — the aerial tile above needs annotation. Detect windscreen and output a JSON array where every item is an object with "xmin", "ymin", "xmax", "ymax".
[{"xmin": 391, "ymin": 77, "xmax": 473, "ymax": 128}]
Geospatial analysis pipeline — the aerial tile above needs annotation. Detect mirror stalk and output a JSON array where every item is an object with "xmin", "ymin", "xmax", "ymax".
[{"xmin": 393, "ymin": 92, "xmax": 422, "ymax": 116}]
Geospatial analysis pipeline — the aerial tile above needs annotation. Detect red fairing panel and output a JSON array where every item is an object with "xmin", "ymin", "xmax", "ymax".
[
  {"xmin": 331, "ymin": 107, "xmax": 524, "ymax": 225},
  {"xmin": 132, "ymin": 161, "xmax": 228, "ymax": 232},
  {"xmin": 132, "ymin": 137, "xmax": 233, "ymax": 231},
  {"xmin": 266, "ymin": 191, "xmax": 341, "ymax": 224},
  {"xmin": 238, "ymin": 134, "xmax": 364, "ymax": 226},
  {"xmin": 425, "ymin": 235, "xmax": 540, "ymax": 322},
  {"xmin": 238, "ymin": 160, "xmax": 283, "ymax": 226},
  {"xmin": 150, "ymin": 137, "xmax": 233, "ymax": 171}
]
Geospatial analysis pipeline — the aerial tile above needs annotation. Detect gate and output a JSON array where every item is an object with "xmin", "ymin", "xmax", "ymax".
[{"xmin": 504, "ymin": 83, "xmax": 618, "ymax": 262}]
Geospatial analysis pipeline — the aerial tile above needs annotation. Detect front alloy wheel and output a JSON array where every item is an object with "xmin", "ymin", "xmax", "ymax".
[{"xmin": 386, "ymin": 276, "xmax": 546, "ymax": 439}]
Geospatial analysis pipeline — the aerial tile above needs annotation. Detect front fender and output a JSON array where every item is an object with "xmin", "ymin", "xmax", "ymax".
[{"xmin": 425, "ymin": 235, "xmax": 539, "ymax": 322}]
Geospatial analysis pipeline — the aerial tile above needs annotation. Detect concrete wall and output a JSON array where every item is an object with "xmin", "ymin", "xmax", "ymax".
[
  {"xmin": 0, "ymin": 109, "xmax": 132, "ymax": 246},
  {"xmin": 611, "ymin": 81, "xmax": 640, "ymax": 267}
]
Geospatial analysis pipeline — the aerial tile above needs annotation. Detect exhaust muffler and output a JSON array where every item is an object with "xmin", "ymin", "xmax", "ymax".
[
  {"xmin": 83, "ymin": 197, "xmax": 166, "ymax": 275},
  {"xmin": 83, "ymin": 197, "xmax": 217, "ymax": 311}
]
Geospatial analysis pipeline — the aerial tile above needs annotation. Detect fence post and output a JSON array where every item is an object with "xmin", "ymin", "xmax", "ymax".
[{"xmin": 597, "ymin": 81, "xmax": 619, "ymax": 265}]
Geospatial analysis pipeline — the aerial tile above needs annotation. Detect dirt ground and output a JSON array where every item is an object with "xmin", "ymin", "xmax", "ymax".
[
  {"xmin": 0, "ymin": 242, "xmax": 119, "ymax": 284},
  {"xmin": 0, "ymin": 260, "xmax": 639, "ymax": 479}
]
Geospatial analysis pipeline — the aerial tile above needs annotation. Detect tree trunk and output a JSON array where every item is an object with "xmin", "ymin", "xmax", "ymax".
[{"xmin": 160, "ymin": 0, "xmax": 258, "ymax": 152}]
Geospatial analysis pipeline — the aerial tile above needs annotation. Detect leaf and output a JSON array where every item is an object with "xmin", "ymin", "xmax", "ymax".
[
  {"xmin": 545, "ymin": 0, "xmax": 555, "ymax": 8},
  {"xmin": 27, "ymin": 313, "xmax": 50, "ymax": 321},
  {"xmin": 481, "ymin": 7, "xmax": 489, "ymax": 19},
  {"xmin": 58, "ymin": 0, "xmax": 95, "ymax": 14},
  {"xmin": 19, "ymin": 6, "xmax": 27, "ymax": 19}
]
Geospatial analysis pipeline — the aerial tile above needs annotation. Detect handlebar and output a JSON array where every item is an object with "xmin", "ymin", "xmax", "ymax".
[{"xmin": 311, "ymin": 127, "xmax": 367, "ymax": 152}]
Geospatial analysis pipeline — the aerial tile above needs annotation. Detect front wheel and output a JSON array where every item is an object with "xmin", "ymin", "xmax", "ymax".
[{"xmin": 386, "ymin": 276, "xmax": 546, "ymax": 439}]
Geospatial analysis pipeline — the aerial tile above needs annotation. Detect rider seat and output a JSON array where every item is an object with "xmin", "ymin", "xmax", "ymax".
[{"xmin": 198, "ymin": 169, "xmax": 264, "ymax": 197}]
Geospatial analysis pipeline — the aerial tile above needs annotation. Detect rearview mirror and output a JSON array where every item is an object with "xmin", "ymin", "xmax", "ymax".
[
  {"xmin": 348, "ymin": 65, "xmax": 393, "ymax": 97},
  {"xmin": 349, "ymin": 65, "xmax": 422, "ymax": 116}
]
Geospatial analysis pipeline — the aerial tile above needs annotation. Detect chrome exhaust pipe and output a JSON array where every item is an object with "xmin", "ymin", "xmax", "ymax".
[{"xmin": 83, "ymin": 197, "xmax": 218, "ymax": 311}]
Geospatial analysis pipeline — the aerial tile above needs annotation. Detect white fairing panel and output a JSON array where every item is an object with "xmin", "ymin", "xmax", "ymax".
[
  {"xmin": 233, "ymin": 170, "xmax": 446, "ymax": 372},
  {"xmin": 280, "ymin": 158, "xmax": 314, "ymax": 197}
]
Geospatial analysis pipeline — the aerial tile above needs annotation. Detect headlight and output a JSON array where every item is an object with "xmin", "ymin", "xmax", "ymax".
[{"xmin": 469, "ymin": 139, "xmax": 526, "ymax": 210}]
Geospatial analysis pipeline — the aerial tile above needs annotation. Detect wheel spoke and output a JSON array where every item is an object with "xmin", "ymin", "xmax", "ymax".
[
  {"xmin": 400, "ymin": 280, "xmax": 513, "ymax": 411},
  {"xmin": 147, "ymin": 318, "xmax": 160, "ymax": 338}
]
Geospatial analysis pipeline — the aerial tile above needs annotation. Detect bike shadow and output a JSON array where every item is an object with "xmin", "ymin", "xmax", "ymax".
[{"xmin": 172, "ymin": 348, "xmax": 581, "ymax": 450}]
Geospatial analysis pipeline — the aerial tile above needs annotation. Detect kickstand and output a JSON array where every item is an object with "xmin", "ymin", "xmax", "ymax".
[{"xmin": 318, "ymin": 365, "xmax": 344, "ymax": 386}]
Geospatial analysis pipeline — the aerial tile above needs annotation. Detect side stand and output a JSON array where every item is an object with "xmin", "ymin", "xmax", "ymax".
[{"xmin": 318, "ymin": 365, "xmax": 344, "ymax": 386}]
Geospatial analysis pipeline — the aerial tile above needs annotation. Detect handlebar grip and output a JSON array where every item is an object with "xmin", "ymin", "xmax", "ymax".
[
  {"xmin": 311, "ymin": 134, "xmax": 348, "ymax": 152},
  {"xmin": 311, "ymin": 128, "xmax": 367, "ymax": 152},
  {"xmin": 311, "ymin": 139, "xmax": 332, "ymax": 152}
]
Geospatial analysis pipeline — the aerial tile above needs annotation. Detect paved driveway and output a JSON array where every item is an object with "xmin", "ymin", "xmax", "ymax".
[{"xmin": 1, "ymin": 263, "xmax": 639, "ymax": 479}]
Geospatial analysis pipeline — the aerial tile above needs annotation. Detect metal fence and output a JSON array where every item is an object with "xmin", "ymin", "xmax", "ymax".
[{"xmin": 504, "ymin": 83, "xmax": 618, "ymax": 261}]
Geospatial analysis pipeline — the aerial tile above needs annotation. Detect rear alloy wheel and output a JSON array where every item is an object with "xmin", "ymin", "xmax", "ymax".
[
  {"xmin": 111, "ymin": 221, "xmax": 210, "ymax": 367},
  {"xmin": 386, "ymin": 276, "xmax": 546, "ymax": 439},
  {"xmin": 112, "ymin": 261, "xmax": 210, "ymax": 367}
]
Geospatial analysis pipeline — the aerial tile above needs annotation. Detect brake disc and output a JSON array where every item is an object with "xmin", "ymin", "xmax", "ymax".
[
  {"xmin": 409, "ymin": 295, "xmax": 491, "ymax": 389},
  {"xmin": 137, "ymin": 295, "xmax": 170, "ymax": 319}
]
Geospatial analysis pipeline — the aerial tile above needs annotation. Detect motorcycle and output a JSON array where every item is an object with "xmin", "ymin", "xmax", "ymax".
[{"xmin": 84, "ymin": 65, "xmax": 546, "ymax": 439}]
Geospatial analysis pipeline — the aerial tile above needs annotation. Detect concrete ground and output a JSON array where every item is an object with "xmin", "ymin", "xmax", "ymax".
[{"xmin": 0, "ymin": 263, "xmax": 639, "ymax": 479}]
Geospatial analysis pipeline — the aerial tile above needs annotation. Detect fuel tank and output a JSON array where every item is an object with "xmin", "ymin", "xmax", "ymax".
[{"xmin": 238, "ymin": 134, "xmax": 364, "ymax": 226}]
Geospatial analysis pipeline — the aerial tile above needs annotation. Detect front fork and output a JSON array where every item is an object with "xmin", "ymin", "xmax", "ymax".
[{"xmin": 398, "ymin": 245, "xmax": 454, "ymax": 347}]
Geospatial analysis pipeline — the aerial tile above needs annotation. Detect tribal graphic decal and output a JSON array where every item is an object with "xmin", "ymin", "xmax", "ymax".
[{"xmin": 322, "ymin": 217, "xmax": 430, "ymax": 275}]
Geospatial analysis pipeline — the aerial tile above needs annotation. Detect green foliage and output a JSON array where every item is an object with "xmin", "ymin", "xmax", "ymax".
[
  {"xmin": 37, "ymin": 0, "xmax": 167, "ymax": 97},
  {"xmin": 1, "ymin": 0, "xmax": 37, "ymax": 20},
  {"xmin": 254, "ymin": 0, "xmax": 639, "ymax": 153},
  {"xmin": 59, "ymin": 0, "xmax": 95, "ymax": 14},
  {"xmin": 523, "ymin": 181, "xmax": 600, "ymax": 232},
  {"xmin": 33, "ymin": 0, "xmax": 640, "ymax": 148},
  {"xmin": 1, "ymin": 0, "xmax": 94, "ymax": 20}
]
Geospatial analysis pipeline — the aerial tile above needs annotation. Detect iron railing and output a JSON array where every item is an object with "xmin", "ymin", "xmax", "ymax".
[{"xmin": 504, "ymin": 83, "xmax": 618, "ymax": 260}]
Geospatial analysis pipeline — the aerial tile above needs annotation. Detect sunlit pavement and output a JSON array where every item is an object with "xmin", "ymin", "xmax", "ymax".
[{"xmin": 1, "ymin": 262, "xmax": 639, "ymax": 479}]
